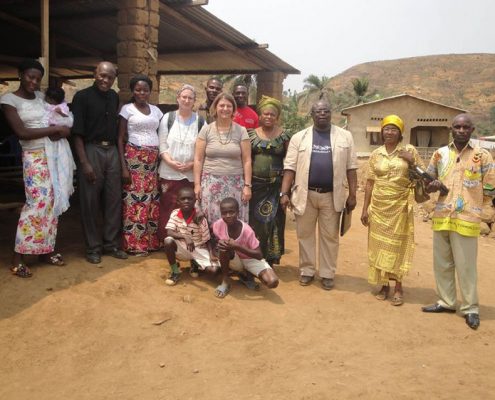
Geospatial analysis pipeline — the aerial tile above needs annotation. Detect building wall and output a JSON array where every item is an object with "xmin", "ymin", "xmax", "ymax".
[{"xmin": 343, "ymin": 97, "xmax": 462, "ymax": 155}]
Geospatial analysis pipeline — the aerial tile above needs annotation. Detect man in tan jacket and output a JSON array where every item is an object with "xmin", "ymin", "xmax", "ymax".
[{"xmin": 280, "ymin": 100, "xmax": 357, "ymax": 290}]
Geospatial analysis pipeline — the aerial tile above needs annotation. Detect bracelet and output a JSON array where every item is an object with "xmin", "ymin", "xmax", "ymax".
[
  {"xmin": 244, "ymin": 183, "xmax": 252, "ymax": 188},
  {"xmin": 279, "ymin": 192, "xmax": 290, "ymax": 197}
]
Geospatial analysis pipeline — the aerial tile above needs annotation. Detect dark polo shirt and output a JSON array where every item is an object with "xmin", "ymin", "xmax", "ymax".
[{"xmin": 71, "ymin": 83, "xmax": 119, "ymax": 142}]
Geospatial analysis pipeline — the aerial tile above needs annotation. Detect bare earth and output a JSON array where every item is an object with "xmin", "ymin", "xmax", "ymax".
[{"xmin": 1, "ymin": 191, "xmax": 494, "ymax": 400}]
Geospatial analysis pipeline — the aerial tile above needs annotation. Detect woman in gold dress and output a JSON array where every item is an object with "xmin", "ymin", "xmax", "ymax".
[{"xmin": 360, "ymin": 115, "xmax": 424, "ymax": 306}]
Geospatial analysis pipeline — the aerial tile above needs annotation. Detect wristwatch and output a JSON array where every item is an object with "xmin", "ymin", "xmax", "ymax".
[{"xmin": 279, "ymin": 192, "xmax": 290, "ymax": 197}]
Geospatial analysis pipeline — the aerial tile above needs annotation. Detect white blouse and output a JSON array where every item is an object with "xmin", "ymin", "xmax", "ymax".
[
  {"xmin": 119, "ymin": 103, "xmax": 163, "ymax": 147},
  {"xmin": 158, "ymin": 112, "xmax": 201, "ymax": 181},
  {"xmin": 0, "ymin": 91, "xmax": 47, "ymax": 150}
]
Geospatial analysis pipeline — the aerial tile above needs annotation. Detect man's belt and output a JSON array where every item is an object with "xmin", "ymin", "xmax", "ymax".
[
  {"xmin": 308, "ymin": 186, "xmax": 333, "ymax": 193},
  {"xmin": 90, "ymin": 140, "xmax": 115, "ymax": 147}
]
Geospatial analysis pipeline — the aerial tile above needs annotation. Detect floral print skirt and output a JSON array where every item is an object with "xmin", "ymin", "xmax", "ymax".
[
  {"xmin": 15, "ymin": 148, "xmax": 58, "ymax": 254},
  {"xmin": 200, "ymin": 172, "xmax": 248, "ymax": 225},
  {"xmin": 122, "ymin": 143, "xmax": 160, "ymax": 253}
]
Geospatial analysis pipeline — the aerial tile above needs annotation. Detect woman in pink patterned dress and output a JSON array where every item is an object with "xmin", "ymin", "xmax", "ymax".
[
  {"xmin": 1, "ymin": 59, "xmax": 71, "ymax": 277},
  {"xmin": 117, "ymin": 75, "xmax": 163, "ymax": 256}
]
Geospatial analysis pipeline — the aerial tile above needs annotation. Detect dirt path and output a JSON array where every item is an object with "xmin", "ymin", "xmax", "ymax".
[{"xmin": 1, "ymin": 192, "xmax": 494, "ymax": 400}]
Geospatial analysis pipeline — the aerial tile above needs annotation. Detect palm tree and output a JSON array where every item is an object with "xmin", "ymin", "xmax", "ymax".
[
  {"xmin": 351, "ymin": 77, "xmax": 369, "ymax": 104},
  {"xmin": 299, "ymin": 74, "xmax": 332, "ymax": 104},
  {"xmin": 218, "ymin": 74, "xmax": 257, "ymax": 103}
]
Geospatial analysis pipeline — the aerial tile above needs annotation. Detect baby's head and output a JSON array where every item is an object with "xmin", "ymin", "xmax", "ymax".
[
  {"xmin": 220, "ymin": 197, "xmax": 239, "ymax": 226},
  {"xmin": 45, "ymin": 87, "xmax": 65, "ymax": 105}
]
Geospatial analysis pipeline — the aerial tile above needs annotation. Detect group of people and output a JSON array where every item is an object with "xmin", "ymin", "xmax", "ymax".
[{"xmin": 1, "ymin": 60, "xmax": 494, "ymax": 329}]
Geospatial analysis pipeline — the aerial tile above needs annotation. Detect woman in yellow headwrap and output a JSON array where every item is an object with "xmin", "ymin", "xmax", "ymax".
[
  {"xmin": 248, "ymin": 95, "xmax": 293, "ymax": 266},
  {"xmin": 360, "ymin": 115, "xmax": 424, "ymax": 305}
]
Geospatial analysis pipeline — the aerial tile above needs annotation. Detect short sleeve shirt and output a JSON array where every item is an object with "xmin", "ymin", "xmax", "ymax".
[
  {"xmin": 0, "ymin": 91, "xmax": 47, "ymax": 150},
  {"xmin": 212, "ymin": 219, "xmax": 259, "ymax": 259},
  {"xmin": 233, "ymin": 106, "xmax": 259, "ymax": 129},
  {"xmin": 71, "ymin": 84, "xmax": 119, "ymax": 142},
  {"xmin": 119, "ymin": 103, "xmax": 162, "ymax": 147},
  {"xmin": 198, "ymin": 122, "xmax": 249, "ymax": 175},
  {"xmin": 166, "ymin": 208, "xmax": 210, "ymax": 247}
]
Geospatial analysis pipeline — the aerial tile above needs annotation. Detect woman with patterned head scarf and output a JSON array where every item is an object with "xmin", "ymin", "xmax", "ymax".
[
  {"xmin": 360, "ymin": 114, "xmax": 425, "ymax": 305},
  {"xmin": 248, "ymin": 95, "xmax": 293, "ymax": 267}
]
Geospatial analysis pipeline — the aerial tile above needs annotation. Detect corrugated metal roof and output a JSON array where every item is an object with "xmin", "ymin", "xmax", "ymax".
[
  {"xmin": 0, "ymin": 0, "xmax": 299, "ymax": 79},
  {"xmin": 341, "ymin": 94, "xmax": 466, "ymax": 114}
]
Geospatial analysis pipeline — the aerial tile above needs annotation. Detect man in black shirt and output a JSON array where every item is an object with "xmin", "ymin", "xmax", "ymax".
[{"xmin": 72, "ymin": 61, "xmax": 127, "ymax": 264}]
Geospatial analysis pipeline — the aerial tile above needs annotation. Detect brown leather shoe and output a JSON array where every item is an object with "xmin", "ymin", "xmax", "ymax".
[{"xmin": 299, "ymin": 275, "xmax": 314, "ymax": 286}]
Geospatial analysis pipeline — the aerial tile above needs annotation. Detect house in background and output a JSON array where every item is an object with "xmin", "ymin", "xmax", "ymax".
[{"xmin": 341, "ymin": 94, "xmax": 466, "ymax": 159}]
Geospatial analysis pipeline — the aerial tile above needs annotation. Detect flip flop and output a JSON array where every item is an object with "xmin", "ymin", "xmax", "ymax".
[
  {"xmin": 10, "ymin": 264, "xmax": 33, "ymax": 278},
  {"xmin": 375, "ymin": 285, "xmax": 390, "ymax": 301},
  {"xmin": 214, "ymin": 282, "xmax": 231, "ymax": 298},
  {"xmin": 391, "ymin": 291, "xmax": 404, "ymax": 306}
]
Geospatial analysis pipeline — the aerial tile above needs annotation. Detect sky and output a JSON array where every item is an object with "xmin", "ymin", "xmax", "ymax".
[{"xmin": 205, "ymin": 0, "xmax": 495, "ymax": 92}]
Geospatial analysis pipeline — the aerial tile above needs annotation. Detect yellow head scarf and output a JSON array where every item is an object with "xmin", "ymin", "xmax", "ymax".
[
  {"xmin": 381, "ymin": 114, "xmax": 404, "ymax": 133},
  {"xmin": 257, "ymin": 95, "xmax": 282, "ymax": 116}
]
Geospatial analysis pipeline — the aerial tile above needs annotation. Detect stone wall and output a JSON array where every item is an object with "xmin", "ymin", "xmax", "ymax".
[{"xmin": 117, "ymin": 0, "xmax": 160, "ymax": 103}]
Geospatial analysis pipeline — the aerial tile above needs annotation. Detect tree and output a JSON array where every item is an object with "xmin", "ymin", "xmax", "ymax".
[
  {"xmin": 351, "ymin": 77, "xmax": 369, "ymax": 104},
  {"xmin": 217, "ymin": 74, "xmax": 257, "ymax": 103},
  {"xmin": 299, "ymin": 74, "xmax": 332, "ymax": 104},
  {"xmin": 282, "ymin": 90, "xmax": 310, "ymax": 133}
]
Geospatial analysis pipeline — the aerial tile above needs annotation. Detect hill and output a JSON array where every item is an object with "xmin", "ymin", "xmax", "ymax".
[{"xmin": 321, "ymin": 53, "xmax": 495, "ymax": 134}]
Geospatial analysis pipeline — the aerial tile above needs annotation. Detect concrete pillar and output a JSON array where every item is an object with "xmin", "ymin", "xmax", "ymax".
[
  {"xmin": 256, "ymin": 71, "xmax": 286, "ymax": 103},
  {"xmin": 117, "ymin": 0, "xmax": 160, "ymax": 104}
]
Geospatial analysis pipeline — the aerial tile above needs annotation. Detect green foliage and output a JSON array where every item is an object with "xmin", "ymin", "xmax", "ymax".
[
  {"xmin": 298, "ymin": 74, "xmax": 332, "ymax": 105},
  {"xmin": 217, "ymin": 74, "xmax": 257, "ymax": 103},
  {"xmin": 281, "ymin": 90, "xmax": 310, "ymax": 133},
  {"xmin": 351, "ymin": 77, "xmax": 369, "ymax": 104},
  {"xmin": 490, "ymin": 106, "xmax": 495, "ymax": 125}
]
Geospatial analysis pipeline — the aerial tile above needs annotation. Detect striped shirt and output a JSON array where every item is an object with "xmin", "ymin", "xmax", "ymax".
[{"xmin": 166, "ymin": 208, "xmax": 210, "ymax": 246}]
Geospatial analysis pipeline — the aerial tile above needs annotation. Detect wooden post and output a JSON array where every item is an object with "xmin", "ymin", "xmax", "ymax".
[{"xmin": 40, "ymin": 0, "xmax": 49, "ymax": 90}]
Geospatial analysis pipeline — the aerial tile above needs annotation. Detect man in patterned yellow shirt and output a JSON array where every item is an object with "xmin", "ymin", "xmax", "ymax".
[{"xmin": 421, "ymin": 114, "xmax": 495, "ymax": 330}]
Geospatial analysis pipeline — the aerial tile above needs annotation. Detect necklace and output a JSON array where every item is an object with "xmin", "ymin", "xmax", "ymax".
[
  {"xmin": 176, "ymin": 113, "xmax": 194, "ymax": 143},
  {"xmin": 216, "ymin": 122, "xmax": 232, "ymax": 145}
]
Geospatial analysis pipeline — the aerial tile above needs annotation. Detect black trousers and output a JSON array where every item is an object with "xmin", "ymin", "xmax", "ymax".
[{"xmin": 78, "ymin": 144, "xmax": 122, "ymax": 254}]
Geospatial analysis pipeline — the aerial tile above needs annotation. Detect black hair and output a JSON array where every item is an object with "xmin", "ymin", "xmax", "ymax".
[
  {"xmin": 207, "ymin": 77, "xmax": 223, "ymax": 87},
  {"xmin": 220, "ymin": 197, "xmax": 239, "ymax": 210},
  {"xmin": 45, "ymin": 87, "xmax": 65, "ymax": 104},
  {"xmin": 18, "ymin": 59, "xmax": 45, "ymax": 75},
  {"xmin": 177, "ymin": 186, "xmax": 195, "ymax": 198},
  {"xmin": 130, "ymin": 75, "xmax": 152, "ymax": 91}
]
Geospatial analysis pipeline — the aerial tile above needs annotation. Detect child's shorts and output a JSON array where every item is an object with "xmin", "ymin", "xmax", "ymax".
[
  {"xmin": 168, "ymin": 237, "xmax": 219, "ymax": 270},
  {"xmin": 228, "ymin": 254, "xmax": 272, "ymax": 277}
]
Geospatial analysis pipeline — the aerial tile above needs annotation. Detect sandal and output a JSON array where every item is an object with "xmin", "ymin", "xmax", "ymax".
[
  {"xmin": 214, "ymin": 282, "xmax": 231, "ymax": 299},
  {"xmin": 10, "ymin": 264, "xmax": 33, "ymax": 278},
  {"xmin": 391, "ymin": 291, "xmax": 404, "ymax": 306},
  {"xmin": 40, "ymin": 253, "xmax": 65, "ymax": 266},
  {"xmin": 375, "ymin": 285, "xmax": 390, "ymax": 301},
  {"xmin": 238, "ymin": 273, "xmax": 260, "ymax": 291}
]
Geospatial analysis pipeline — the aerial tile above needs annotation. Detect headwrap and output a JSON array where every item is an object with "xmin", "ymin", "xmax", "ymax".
[
  {"xmin": 381, "ymin": 114, "xmax": 404, "ymax": 133},
  {"xmin": 257, "ymin": 95, "xmax": 282, "ymax": 116}
]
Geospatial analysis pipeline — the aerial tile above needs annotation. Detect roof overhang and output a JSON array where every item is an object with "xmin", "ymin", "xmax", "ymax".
[{"xmin": 0, "ymin": 0, "xmax": 299, "ymax": 80}]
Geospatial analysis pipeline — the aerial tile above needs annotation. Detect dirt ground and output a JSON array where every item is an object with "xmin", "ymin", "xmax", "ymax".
[{"xmin": 1, "ymin": 188, "xmax": 494, "ymax": 400}]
